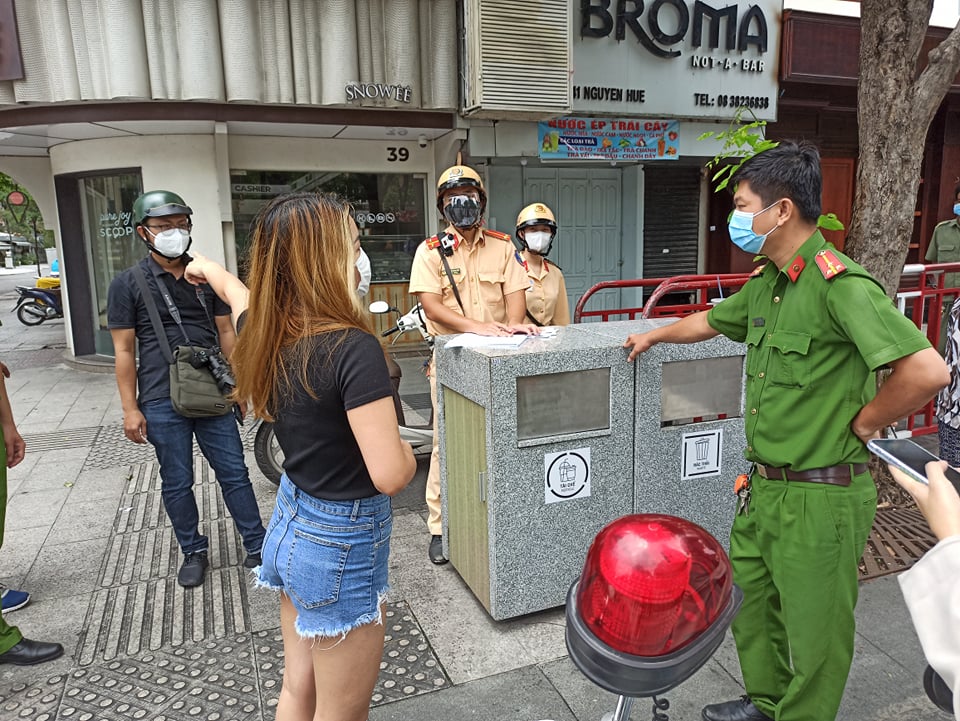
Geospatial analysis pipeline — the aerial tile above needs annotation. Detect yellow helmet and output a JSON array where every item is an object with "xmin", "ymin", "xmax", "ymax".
[
  {"xmin": 437, "ymin": 164, "xmax": 486, "ymax": 205},
  {"xmin": 436, "ymin": 164, "xmax": 487, "ymax": 228},
  {"xmin": 515, "ymin": 202, "xmax": 557, "ymax": 254}
]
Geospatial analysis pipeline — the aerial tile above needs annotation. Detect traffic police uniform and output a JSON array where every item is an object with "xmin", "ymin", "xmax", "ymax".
[
  {"xmin": 925, "ymin": 217, "xmax": 960, "ymax": 352},
  {"xmin": 408, "ymin": 224, "xmax": 528, "ymax": 536},
  {"xmin": 520, "ymin": 252, "xmax": 571, "ymax": 326},
  {"xmin": 707, "ymin": 230, "xmax": 930, "ymax": 721}
]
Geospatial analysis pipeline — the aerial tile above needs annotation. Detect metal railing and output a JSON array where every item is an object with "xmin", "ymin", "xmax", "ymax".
[{"xmin": 573, "ymin": 262, "xmax": 960, "ymax": 437}]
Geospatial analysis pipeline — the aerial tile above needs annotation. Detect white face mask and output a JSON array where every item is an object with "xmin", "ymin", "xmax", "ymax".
[
  {"xmin": 146, "ymin": 227, "xmax": 191, "ymax": 258},
  {"xmin": 356, "ymin": 248, "xmax": 372, "ymax": 296},
  {"xmin": 525, "ymin": 231, "xmax": 552, "ymax": 254}
]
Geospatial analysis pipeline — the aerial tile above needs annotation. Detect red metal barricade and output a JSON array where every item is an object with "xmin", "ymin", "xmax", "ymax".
[
  {"xmin": 572, "ymin": 274, "xmax": 753, "ymax": 322},
  {"xmin": 573, "ymin": 263, "xmax": 960, "ymax": 437}
]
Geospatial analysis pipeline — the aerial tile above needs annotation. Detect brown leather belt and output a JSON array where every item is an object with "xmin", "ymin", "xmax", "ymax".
[{"xmin": 754, "ymin": 463, "xmax": 868, "ymax": 487}]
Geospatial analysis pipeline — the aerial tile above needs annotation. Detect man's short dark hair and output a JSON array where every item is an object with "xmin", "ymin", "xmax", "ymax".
[
  {"xmin": 731, "ymin": 141, "xmax": 822, "ymax": 223},
  {"xmin": 953, "ymin": 181, "xmax": 960, "ymax": 198}
]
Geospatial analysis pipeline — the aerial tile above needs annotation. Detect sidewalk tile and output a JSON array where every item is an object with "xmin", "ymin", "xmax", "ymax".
[
  {"xmin": 47, "ymin": 498, "xmax": 118, "ymax": 545},
  {"xmin": 5, "ymin": 487, "xmax": 69, "ymax": 531},
  {"xmin": 25, "ymin": 537, "xmax": 110, "ymax": 601},
  {"xmin": 370, "ymin": 664, "xmax": 576, "ymax": 721},
  {"xmin": 0, "ymin": 525, "xmax": 47, "ymax": 578}
]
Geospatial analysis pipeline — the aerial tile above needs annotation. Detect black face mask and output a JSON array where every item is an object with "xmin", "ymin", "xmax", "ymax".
[{"xmin": 443, "ymin": 195, "xmax": 482, "ymax": 229}]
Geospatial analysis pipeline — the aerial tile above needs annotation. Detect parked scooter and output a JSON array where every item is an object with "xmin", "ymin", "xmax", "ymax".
[
  {"xmin": 252, "ymin": 301, "xmax": 435, "ymax": 486},
  {"xmin": 13, "ymin": 282, "xmax": 63, "ymax": 326}
]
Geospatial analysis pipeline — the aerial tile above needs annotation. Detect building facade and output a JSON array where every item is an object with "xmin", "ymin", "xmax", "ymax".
[
  {"xmin": 0, "ymin": 0, "xmax": 460, "ymax": 357},
  {"xmin": 3, "ymin": 0, "xmax": 957, "ymax": 359}
]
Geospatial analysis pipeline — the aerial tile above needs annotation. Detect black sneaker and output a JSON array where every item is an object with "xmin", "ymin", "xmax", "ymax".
[
  {"xmin": 428, "ymin": 535, "xmax": 448, "ymax": 565},
  {"xmin": 177, "ymin": 551, "xmax": 209, "ymax": 587},
  {"xmin": 243, "ymin": 552, "xmax": 262, "ymax": 569}
]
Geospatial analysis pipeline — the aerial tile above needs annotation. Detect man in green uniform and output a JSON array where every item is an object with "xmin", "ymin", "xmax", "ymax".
[
  {"xmin": 624, "ymin": 141, "xmax": 950, "ymax": 721},
  {"xmin": 925, "ymin": 182, "xmax": 960, "ymax": 353},
  {"xmin": 0, "ymin": 364, "xmax": 64, "ymax": 666}
]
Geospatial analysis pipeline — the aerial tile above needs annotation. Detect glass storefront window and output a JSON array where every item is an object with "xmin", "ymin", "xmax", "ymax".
[
  {"xmin": 230, "ymin": 171, "xmax": 426, "ymax": 282},
  {"xmin": 79, "ymin": 172, "xmax": 143, "ymax": 355}
]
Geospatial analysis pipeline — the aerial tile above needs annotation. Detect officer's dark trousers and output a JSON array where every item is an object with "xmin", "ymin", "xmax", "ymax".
[{"xmin": 730, "ymin": 468, "xmax": 876, "ymax": 721}]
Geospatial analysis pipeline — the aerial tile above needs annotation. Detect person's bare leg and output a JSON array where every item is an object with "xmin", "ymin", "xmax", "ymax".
[
  {"xmin": 313, "ymin": 606, "xmax": 386, "ymax": 721},
  {"xmin": 275, "ymin": 594, "xmax": 316, "ymax": 721}
]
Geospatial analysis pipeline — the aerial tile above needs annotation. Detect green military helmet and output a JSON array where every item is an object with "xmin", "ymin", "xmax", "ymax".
[{"xmin": 132, "ymin": 190, "xmax": 193, "ymax": 225}]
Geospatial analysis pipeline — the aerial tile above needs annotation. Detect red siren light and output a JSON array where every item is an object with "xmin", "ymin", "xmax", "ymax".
[
  {"xmin": 577, "ymin": 514, "xmax": 732, "ymax": 657},
  {"xmin": 565, "ymin": 514, "xmax": 743, "ymax": 699}
]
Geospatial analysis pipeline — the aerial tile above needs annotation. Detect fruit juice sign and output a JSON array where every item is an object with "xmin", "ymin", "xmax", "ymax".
[{"xmin": 538, "ymin": 118, "xmax": 679, "ymax": 161}]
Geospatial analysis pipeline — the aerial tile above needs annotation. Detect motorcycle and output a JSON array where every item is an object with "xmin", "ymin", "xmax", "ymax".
[
  {"xmin": 252, "ymin": 301, "xmax": 435, "ymax": 486},
  {"xmin": 13, "ymin": 283, "xmax": 64, "ymax": 326}
]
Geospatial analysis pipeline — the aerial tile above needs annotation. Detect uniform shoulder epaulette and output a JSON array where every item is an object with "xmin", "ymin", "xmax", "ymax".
[
  {"xmin": 485, "ymin": 229, "xmax": 512, "ymax": 242},
  {"xmin": 935, "ymin": 218, "xmax": 956, "ymax": 228},
  {"xmin": 814, "ymin": 249, "xmax": 848, "ymax": 280},
  {"xmin": 425, "ymin": 235, "xmax": 441, "ymax": 249}
]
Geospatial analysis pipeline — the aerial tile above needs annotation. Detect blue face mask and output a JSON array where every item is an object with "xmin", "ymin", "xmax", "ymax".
[
  {"xmin": 728, "ymin": 200, "xmax": 781, "ymax": 255},
  {"xmin": 953, "ymin": 202, "xmax": 960, "ymax": 217}
]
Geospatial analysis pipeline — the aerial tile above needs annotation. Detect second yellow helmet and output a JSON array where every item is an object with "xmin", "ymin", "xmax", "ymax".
[{"xmin": 515, "ymin": 202, "xmax": 558, "ymax": 254}]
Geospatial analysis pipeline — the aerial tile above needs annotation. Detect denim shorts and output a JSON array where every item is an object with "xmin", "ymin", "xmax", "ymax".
[{"xmin": 256, "ymin": 475, "xmax": 392, "ymax": 639}]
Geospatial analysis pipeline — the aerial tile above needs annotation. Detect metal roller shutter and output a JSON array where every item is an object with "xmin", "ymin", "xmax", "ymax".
[{"xmin": 643, "ymin": 167, "xmax": 701, "ymax": 279}]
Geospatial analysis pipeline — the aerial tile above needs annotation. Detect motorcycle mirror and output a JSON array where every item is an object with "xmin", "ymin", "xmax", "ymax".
[{"xmin": 368, "ymin": 301, "xmax": 393, "ymax": 314}]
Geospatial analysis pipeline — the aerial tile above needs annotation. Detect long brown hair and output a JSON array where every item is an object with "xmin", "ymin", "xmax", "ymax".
[{"xmin": 232, "ymin": 193, "xmax": 372, "ymax": 420}]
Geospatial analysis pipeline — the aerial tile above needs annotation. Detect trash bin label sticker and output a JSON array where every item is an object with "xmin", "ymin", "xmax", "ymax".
[
  {"xmin": 681, "ymin": 430, "xmax": 722, "ymax": 480},
  {"xmin": 544, "ymin": 447, "xmax": 591, "ymax": 504}
]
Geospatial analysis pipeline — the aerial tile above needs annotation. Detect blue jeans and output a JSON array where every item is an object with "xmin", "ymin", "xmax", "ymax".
[{"xmin": 141, "ymin": 398, "xmax": 265, "ymax": 556}]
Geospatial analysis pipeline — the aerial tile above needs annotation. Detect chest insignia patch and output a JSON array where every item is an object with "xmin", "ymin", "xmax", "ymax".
[
  {"xmin": 814, "ymin": 250, "xmax": 847, "ymax": 280},
  {"xmin": 440, "ymin": 267, "xmax": 462, "ymax": 277}
]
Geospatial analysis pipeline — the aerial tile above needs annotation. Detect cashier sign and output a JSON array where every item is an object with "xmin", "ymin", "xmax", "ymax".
[{"xmin": 544, "ymin": 447, "xmax": 591, "ymax": 504}]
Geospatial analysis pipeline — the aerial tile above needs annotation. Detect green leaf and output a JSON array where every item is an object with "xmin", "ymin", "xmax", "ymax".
[{"xmin": 817, "ymin": 213, "xmax": 845, "ymax": 231}]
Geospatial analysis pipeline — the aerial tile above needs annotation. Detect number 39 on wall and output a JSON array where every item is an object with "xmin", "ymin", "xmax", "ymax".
[{"xmin": 387, "ymin": 147, "xmax": 409, "ymax": 162}]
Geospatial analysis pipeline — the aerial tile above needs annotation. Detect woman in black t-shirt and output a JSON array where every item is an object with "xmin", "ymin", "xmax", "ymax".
[{"xmin": 187, "ymin": 194, "xmax": 416, "ymax": 721}]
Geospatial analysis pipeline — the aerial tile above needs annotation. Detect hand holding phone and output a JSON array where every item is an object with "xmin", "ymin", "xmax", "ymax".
[
  {"xmin": 866, "ymin": 438, "xmax": 960, "ymax": 489},
  {"xmin": 867, "ymin": 438, "xmax": 960, "ymax": 541}
]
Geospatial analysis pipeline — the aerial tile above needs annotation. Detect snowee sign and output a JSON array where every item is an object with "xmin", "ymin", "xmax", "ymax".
[{"xmin": 573, "ymin": 0, "xmax": 781, "ymax": 121}]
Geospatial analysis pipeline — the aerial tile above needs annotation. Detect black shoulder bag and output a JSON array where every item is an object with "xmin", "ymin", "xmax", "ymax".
[{"xmin": 132, "ymin": 265, "xmax": 235, "ymax": 418}]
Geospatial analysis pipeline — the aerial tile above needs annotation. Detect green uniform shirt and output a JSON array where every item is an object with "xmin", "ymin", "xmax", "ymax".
[
  {"xmin": 925, "ymin": 218, "xmax": 960, "ymax": 290},
  {"xmin": 707, "ymin": 230, "xmax": 930, "ymax": 470}
]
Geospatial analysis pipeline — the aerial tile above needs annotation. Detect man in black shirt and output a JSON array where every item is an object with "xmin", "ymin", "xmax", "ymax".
[{"xmin": 107, "ymin": 190, "xmax": 265, "ymax": 588}]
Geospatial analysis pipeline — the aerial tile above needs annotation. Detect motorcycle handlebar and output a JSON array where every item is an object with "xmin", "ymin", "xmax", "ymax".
[{"xmin": 381, "ymin": 327, "xmax": 400, "ymax": 337}]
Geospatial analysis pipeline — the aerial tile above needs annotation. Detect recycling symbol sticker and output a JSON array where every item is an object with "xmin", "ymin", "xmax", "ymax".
[{"xmin": 544, "ymin": 447, "xmax": 591, "ymax": 504}]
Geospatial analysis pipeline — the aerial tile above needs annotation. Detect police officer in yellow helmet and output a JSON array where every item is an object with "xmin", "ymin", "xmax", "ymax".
[
  {"xmin": 408, "ymin": 164, "xmax": 537, "ymax": 563},
  {"xmin": 515, "ymin": 203, "xmax": 570, "ymax": 326}
]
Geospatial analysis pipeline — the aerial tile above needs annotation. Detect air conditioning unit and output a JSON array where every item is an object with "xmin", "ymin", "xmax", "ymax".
[{"xmin": 461, "ymin": 0, "xmax": 571, "ymax": 119}]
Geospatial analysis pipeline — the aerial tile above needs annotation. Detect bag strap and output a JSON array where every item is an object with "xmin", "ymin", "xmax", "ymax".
[
  {"xmin": 151, "ymin": 272, "xmax": 195, "ymax": 347},
  {"xmin": 192, "ymin": 286, "xmax": 220, "ymax": 342},
  {"xmin": 132, "ymin": 264, "xmax": 175, "ymax": 365},
  {"xmin": 525, "ymin": 309, "xmax": 544, "ymax": 327},
  {"xmin": 435, "ymin": 233, "xmax": 466, "ymax": 314}
]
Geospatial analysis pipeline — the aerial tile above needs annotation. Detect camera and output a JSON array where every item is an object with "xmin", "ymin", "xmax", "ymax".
[
  {"xmin": 438, "ymin": 231, "xmax": 456, "ymax": 257},
  {"xmin": 418, "ymin": 134, "xmax": 428, "ymax": 148},
  {"xmin": 191, "ymin": 346, "xmax": 236, "ymax": 394}
]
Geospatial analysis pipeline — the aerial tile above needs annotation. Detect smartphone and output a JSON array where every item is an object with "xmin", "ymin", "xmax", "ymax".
[{"xmin": 867, "ymin": 438, "xmax": 960, "ymax": 490}]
